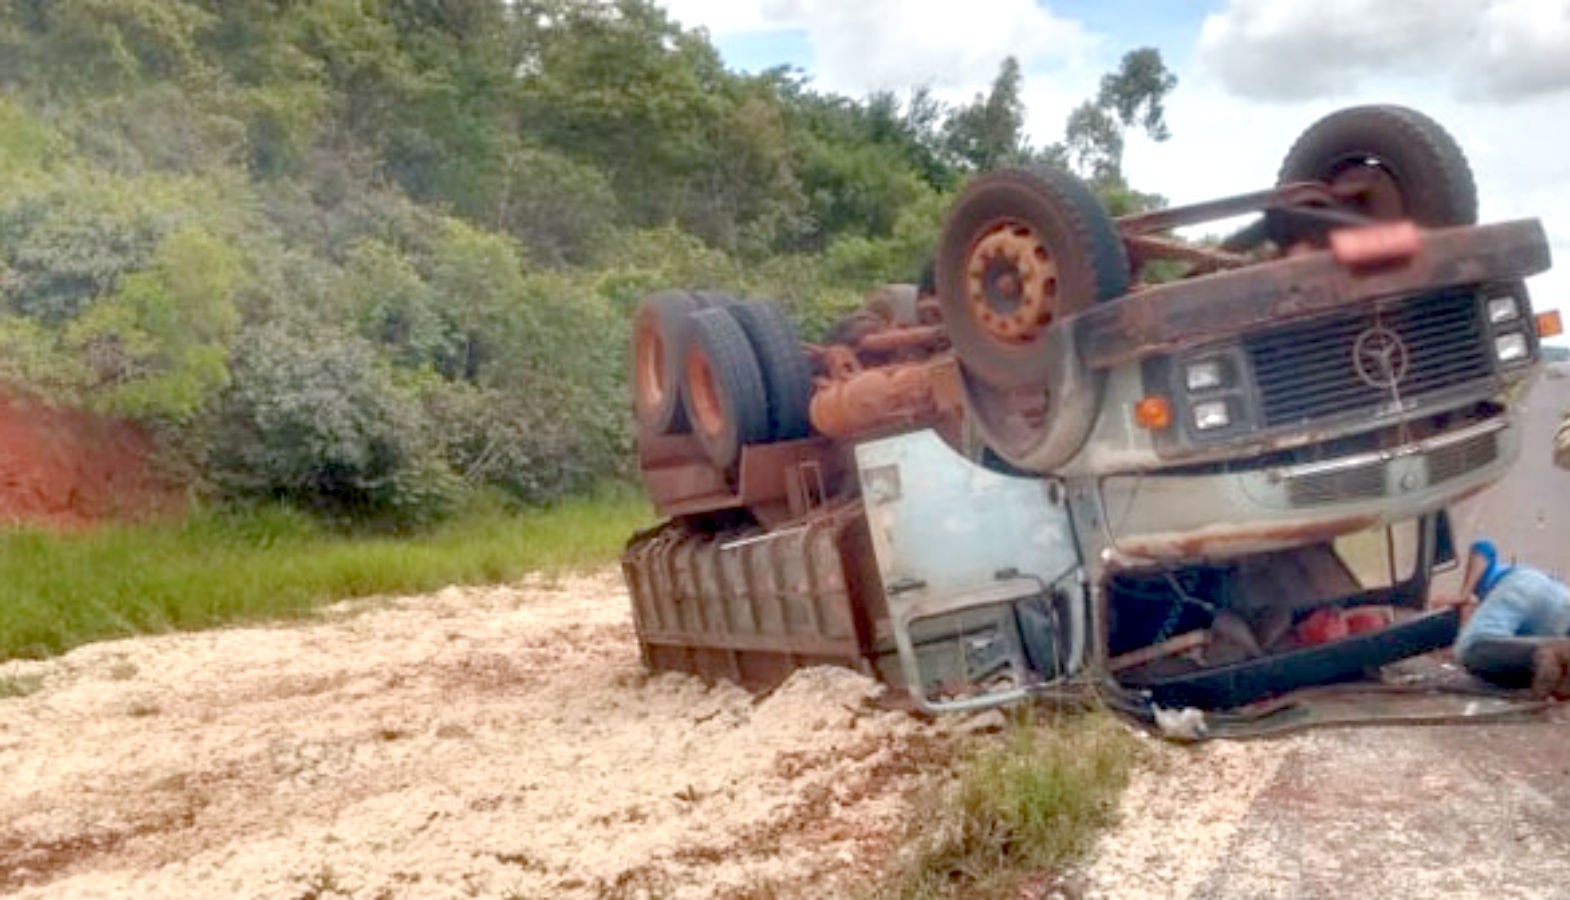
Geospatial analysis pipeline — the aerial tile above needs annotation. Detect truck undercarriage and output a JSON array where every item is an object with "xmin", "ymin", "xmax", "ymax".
[{"xmin": 620, "ymin": 105, "xmax": 1558, "ymax": 734}]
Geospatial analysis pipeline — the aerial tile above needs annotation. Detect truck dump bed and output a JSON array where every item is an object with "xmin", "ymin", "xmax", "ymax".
[{"xmin": 622, "ymin": 500, "xmax": 887, "ymax": 691}]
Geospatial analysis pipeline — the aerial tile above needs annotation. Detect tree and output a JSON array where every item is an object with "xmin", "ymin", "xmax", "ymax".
[
  {"xmin": 1062, "ymin": 48, "xmax": 1177, "ymax": 197},
  {"xmin": 943, "ymin": 57, "xmax": 1027, "ymax": 172}
]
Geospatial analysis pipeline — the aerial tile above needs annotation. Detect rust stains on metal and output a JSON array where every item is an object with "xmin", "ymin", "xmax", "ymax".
[
  {"xmin": 1116, "ymin": 514, "xmax": 1380, "ymax": 561},
  {"xmin": 854, "ymin": 324, "xmax": 946, "ymax": 355},
  {"xmin": 1116, "ymin": 182, "xmax": 1340, "ymax": 236},
  {"xmin": 621, "ymin": 502, "xmax": 883, "ymax": 692},
  {"xmin": 1076, "ymin": 219, "xmax": 1552, "ymax": 370},
  {"xmin": 809, "ymin": 356, "xmax": 965, "ymax": 441},
  {"xmin": 1124, "ymin": 233, "xmax": 1253, "ymax": 276}
]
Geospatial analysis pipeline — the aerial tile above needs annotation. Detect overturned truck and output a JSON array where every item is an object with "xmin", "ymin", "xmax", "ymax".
[{"xmin": 621, "ymin": 105, "xmax": 1558, "ymax": 723}]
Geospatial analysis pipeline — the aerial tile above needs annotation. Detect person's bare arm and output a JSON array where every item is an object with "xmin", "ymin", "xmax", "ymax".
[{"xmin": 1434, "ymin": 549, "xmax": 1487, "ymax": 609}]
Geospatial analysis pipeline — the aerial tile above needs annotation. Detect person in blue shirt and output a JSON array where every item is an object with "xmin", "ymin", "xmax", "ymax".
[{"xmin": 1449, "ymin": 539, "xmax": 1570, "ymax": 697}]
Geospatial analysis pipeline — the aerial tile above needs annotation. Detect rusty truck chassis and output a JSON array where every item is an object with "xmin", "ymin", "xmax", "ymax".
[{"xmin": 624, "ymin": 177, "xmax": 1552, "ymax": 724}]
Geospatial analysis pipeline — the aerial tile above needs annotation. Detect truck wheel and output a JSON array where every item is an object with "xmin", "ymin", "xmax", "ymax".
[
  {"xmin": 936, "ymin": 165, "xmax": 1129, "ymax": 389},
  {"xmin": 1278, "ymin": 105, "xmax": 1477, "ymax": 227},
  {"xmin": 726, "ymin": 299, "xmax": 813, "ymax": 441},
  {"xmin": 632, "ymin": 289, "xmax": 700, "ymax": 435},
  {"xmin": 691, "ymin": 289, "xmax": 741, "ymax": 309},
  {"xmin": 681, "ymin": 307, "xmax": 771, "ymax": 469}
]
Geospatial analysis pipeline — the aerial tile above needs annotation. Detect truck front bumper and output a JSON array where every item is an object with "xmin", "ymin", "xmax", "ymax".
[{"xmin": 1092, "ymin": 412, "xmax": 1520, "ymax": 563}]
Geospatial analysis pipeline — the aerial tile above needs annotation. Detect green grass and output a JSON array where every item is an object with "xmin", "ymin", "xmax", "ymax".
[
  {"xmin": 874, "ymin": 710, "xmax": 1139, "ymax": 900},
  {"xmin": 0, "ymin": 487, "xmax": 653, "ymax": 661}
]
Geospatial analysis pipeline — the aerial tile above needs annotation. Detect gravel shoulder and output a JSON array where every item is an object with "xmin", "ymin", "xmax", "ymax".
[{"xmin": 0, "ymin": 571, "xmax": 954, "ymax": 900}]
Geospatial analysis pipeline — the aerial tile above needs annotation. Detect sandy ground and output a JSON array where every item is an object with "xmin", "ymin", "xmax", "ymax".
[
  {"xmin": 0, "ymin": 571, "xmax": 960, "ymax": 900},
  {"xmin": 7, "ymin": 373, "xmax": 1568, "ymax": 900}
]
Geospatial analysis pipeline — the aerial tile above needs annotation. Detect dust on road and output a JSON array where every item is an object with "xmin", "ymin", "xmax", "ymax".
[
  {"xmin": 0, "ymin": 572, "xmax": 955, "ymax": 900},
  {"xmin": 1076, "ymin": 711, "xmax": 1570, "ymax": 900}
]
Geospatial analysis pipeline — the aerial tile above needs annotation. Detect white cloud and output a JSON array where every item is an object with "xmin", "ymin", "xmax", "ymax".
[
  {"xmin": 659, "ymin": 0, "xmax": 1570, "ymax": 330},
  {"xmin": 657, "ymin": 0, "xmax": 782, "ymax": 36},
  {"xmin": 767, "ymin": 0, "xmax": 1094, "ymax": 93},
  {"xmin": 1199, "ymin": 0, "xmax": 1570, "ymax": 102},
  {"xmin": 658, "ymin": 0, "xmax": 1097, "ymax": 94}
]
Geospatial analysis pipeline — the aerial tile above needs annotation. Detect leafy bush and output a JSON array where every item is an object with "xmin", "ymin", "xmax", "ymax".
[
  {"xmin": 423, "ymin": 381, "xmax": 599, "ymax": 506},
  {"xmin": 211, "ymin": 322, "xmax": 464, "ymax": 527},
  {"xmin": 66, "ymin": 225, "xmax": 242, "ymax": 419}
]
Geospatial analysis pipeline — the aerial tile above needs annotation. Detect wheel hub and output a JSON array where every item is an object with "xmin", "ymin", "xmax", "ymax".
[
  {"xmin": 1328, "ymin": 161, "xmax": 1405, "ymax": 220},
  {"xmin": 634, "ymin": 320, "xmax": 666, "ymax": 410},
  {"xmin": 685, "ymin": 349, "xmax": 725, "ymax": 438},
  {"xmin": 965, "ymin": 220, "xmax": 1058, "ymax": 343}
]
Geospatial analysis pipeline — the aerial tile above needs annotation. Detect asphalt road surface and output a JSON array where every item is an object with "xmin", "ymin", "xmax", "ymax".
[
  {"xmin": 1447, "ymin": 366, "xmax": 1570, "ymax": 580},
  {"xmin": 1081, "ymin": 367, "xmax": 1570, "ymax": 900}
]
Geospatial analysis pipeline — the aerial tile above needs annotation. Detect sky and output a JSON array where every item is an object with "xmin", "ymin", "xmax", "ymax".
[{"xmin": 656, "ymin": 0, "xmax": 1570, "ymax": 338}]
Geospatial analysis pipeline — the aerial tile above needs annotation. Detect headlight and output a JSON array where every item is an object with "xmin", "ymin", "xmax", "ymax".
[
  {"xmin": 1495, "ymin": 331, "xmax": 1529, "ymax": 363},
  {"xmin": 1193, "ymin": 400, "xmax": 1231, "ymax": 431},
  {"xmin": 1185, "ymin": 360, "xmax": 1226, "ymax": 392},
  {"xmin": 1487, "ymin": 296, "xmax": 1520, "ymax": 324}
]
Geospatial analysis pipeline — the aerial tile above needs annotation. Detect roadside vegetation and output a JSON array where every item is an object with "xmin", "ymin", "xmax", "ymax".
[
  {"xmin": 875, "ymin": 711, "xmax": 1140, "ymax": 900},
  {"xmin": 0, "ymin": 0, "xmax": 1176, "ymax": 530},
  {"xmin": 0, "ymin": 488, "xmax": 651, "ymax": 660}
]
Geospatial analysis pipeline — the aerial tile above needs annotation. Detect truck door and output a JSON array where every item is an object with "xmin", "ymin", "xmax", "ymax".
[{"xmin": 855, "ymin": 430, "xmax": 1086, "ymax": 713}]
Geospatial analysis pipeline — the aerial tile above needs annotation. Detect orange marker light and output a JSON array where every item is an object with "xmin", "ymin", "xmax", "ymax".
[
  {"xmin": 1537, "ymin": 309, "xmax": 1564, "ymax": 339},
  {"xmin": 1134, "ymin": 395, "xmax": 1174, "ymax": 430}
]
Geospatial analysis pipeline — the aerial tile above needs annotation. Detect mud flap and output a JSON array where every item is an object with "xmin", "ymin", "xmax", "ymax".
[{"xmin": 856, "ymin": 430, "xmax": 1086, "ymax": 713}]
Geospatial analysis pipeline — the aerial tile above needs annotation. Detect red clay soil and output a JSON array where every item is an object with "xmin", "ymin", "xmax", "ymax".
[{"xmin": 0, "ymin": 390, "xmax": 183, "ymax": 530}]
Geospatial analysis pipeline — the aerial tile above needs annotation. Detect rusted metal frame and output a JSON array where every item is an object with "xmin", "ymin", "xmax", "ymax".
[
  {"xmin": 1116, "ymin": 182, "xmax": 1340, "ymax": 236},
  {"xmin": 798, "ymin": 520, "xmax": 830, "ymax": 639},
  {"xmin": 653, "ymin": 531, "xmax": 682, "ymax": 639},
  {"xmin": 638, "ymin": 631, "xmax": 863, "ymax": 658},
  {"xmin": 679, "ymin": 535, "xmax": 710, "ymax": 637},
  {"xmin": 1109, "ymin": 629, "xmax": 1209, "ymax": 673},
  {"xmin": 734, "ymin": 541, "xmax": 765, "ymax": 642},
  {"xmin": 1124, "ymin": 234, "xmax": 1253, "ymax": 275},
  {"xmin": 855, "ymin": 324, "xmax": 947, "ymax": 354},
  {"xmin": 708, "ymin": 539, "xmax": 744, "ymax": 683},
  {"xmin": 1076, "ymin": 219, "xmax": 1552, "ymax": 370}
]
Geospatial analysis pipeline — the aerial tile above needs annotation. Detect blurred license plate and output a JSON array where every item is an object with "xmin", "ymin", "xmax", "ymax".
[{"xmin": 1331, "ymin": 221, "xmax": 1422, "ymax": 266}]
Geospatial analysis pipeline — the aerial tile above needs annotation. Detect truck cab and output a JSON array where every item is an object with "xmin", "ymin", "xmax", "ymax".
[{"xmin": 621, "ymin": 105, "xmax": 1556, "ymax": 725}]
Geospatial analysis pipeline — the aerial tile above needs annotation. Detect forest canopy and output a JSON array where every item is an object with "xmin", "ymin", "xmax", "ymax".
[{"xmin": 0, "ymin": 0, "xmax": 1174, "ymax": 525}]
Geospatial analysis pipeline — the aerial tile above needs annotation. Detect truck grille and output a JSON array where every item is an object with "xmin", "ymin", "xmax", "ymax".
[
  {"xmin": 1246, "ymin": 290, "xmax": 1492, "ymax": 428},
  {"xmin": 1286, "ymin": 464, "xmax": 1387, "ymax": 507},
  {"xmin": 1426, "ymin": 428, "xmax": 1500, "ymax": 485}
]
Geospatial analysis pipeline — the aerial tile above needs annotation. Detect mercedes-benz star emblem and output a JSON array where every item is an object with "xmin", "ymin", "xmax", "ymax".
[{"xmin": 1352, "ymin": 326, "xmax": 1410, "ymax": 390}]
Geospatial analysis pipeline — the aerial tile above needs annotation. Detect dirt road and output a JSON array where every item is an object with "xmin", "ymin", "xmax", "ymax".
[
  {"xmin": 6, "ymin": 374, "xmax": 1568, "ymax": 900},
  {"xmin": 0, "ymin": 572, "xmax": 957, "ymax": 900}
]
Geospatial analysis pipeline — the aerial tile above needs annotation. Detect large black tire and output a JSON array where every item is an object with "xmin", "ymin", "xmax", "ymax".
[
  {"xmin": 726, "ymin": 299, "xmax": 813, "ymax": 441},
  {"xmin": 935, "ymin": 165, "xmax": 1129, "ymax": 389},
  {"xmin": 690, "ymin": 289, "xmax": 741, "ymax": 309},
  {"xmin": 1278, "ymin": 105, "xmax": 1477, "ymax": 227},
  {"xmin": 681, "ymin": 308, "xmax": 770, "ymax": 469},
  {"xmin": 631, "ymin": 289, "xmax": 701, "ymax": 435}
]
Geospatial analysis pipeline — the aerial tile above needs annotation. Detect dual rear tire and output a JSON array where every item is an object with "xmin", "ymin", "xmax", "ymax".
[{"xmin": 631, "ymin": 291, "xmax": 812, "ymax": 470}]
